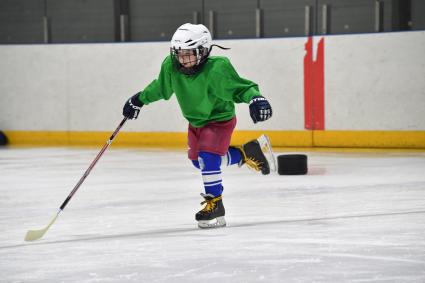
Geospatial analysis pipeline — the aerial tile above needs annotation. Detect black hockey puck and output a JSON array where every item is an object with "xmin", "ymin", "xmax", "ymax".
[
  {"xmin": 0, "ymin": 131, "xmax": 8, "ymax": 146},
  {"xmin": 277, "ymin": 154, "xmax": 308, "ymax": 175}
]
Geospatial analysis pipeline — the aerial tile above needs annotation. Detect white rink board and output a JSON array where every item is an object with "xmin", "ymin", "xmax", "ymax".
[
  {"xmin": 0, "ymin": 38, "xmax": 306, "ymax": 132},
  {"xmin": 0, "ymin": 43, "xmax": 186, "ymax": 132},
  {"xmin": 325, "ymin": 31, "xmax": 425, "ymax": 130},
  {"xmin": 1, "ymin": 32, "xmax": 424, "ymax": 132}
]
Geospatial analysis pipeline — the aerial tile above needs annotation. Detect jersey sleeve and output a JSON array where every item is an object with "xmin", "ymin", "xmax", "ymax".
[
  {"xmin": 137, "ymin": 56, "xmax": 174, "ymax": 105},
  {"xmin": 209, "ymin": 57, "xmax": 260, "ymax": 104}
]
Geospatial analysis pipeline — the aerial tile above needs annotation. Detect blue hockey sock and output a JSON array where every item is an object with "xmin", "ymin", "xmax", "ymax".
[
  {"xmin": 222, "ymin": 147, "xmax": 242, "ymax": 166},
  {"xmin": 198, "ymin": 151, "xmax": 223, "ymax": 197},
  {"xmin": 191, "ymin": 160, "xmax": 200, "ymax": 169}
]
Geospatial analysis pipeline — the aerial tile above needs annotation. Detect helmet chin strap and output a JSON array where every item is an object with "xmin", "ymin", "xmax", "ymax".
[
  {"xmin": 209, "ymin": 44, "xmax": 231, "ymax": 52},
  {"xmin": 195, "ymin": 44, "xmax": 230, "ymax": 66},
  {"xmin": 210, "ymin": 44, "xmax": 231, "ymax": 50}
]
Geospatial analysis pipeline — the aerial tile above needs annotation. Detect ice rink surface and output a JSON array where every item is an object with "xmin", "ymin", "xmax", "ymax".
[{"xmin": 1, "ymin": 147, "xmax": 425, "ymax": 283}]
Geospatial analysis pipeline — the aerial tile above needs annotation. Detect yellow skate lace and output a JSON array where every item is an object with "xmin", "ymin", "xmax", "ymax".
[
  {"xmin": 200, "ymin": 196, "xmax": 222, "ymax": 213},
  {"xmin": 238, "ymin": 146, "xmax": 263, "ymax": 172}
]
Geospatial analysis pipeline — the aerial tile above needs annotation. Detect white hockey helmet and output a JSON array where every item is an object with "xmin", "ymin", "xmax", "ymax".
[
  {"xmin": 170, "ymin": 23, "xmax": 212, "ymax": 75},
  {"xmin": 171, "ymin": 23, "xmax": 212, "ymax": 50}
]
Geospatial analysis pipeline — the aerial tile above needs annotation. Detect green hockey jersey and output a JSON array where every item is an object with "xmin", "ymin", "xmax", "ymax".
[{"xmin": 137, "ymin": 55, "xmax": 260, "ymax": 128}]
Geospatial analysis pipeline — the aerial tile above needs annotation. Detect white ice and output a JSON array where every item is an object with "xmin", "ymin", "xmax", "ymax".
[{"xmin": 1, "ymin": 147, "xmax": 425, "ymax": 282}]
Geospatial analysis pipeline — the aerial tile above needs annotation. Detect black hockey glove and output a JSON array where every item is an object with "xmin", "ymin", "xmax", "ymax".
[
  {"xmin": 123, "ymin": 93, "xmax": 144, "ymax": 120},
  {"xmin": 249, "ymin": 96, "xmax": 272, "ymax": 123}
]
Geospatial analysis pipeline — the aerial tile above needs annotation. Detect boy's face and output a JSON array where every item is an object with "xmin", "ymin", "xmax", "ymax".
[{"xmin": 177, "ymin": 49, "xmax": 197, "ymax": 68}]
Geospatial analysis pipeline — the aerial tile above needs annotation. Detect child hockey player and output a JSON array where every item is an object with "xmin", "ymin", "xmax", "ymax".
[{"xmin": 122, "ymin": 23, "xmax": 274, "ymax": 228}]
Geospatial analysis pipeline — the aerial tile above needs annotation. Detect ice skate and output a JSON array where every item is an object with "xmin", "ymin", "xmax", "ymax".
[
  {"xmin": 196, "ymin": 193, "xmax": 226, "ymax": 229},
  {"xmin": 239, "ymin": 134, "xmax": 276, "ymax": 175}
]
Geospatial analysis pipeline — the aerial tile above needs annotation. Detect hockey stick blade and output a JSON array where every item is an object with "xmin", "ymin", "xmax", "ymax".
[{"xmin": 25, "ymin": 211, "xmax": 60, "ymax": 242}]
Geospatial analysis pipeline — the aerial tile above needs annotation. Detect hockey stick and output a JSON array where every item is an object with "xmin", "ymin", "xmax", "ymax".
[{"xmin": 24, "ymin": 117, "xmax": 128, "ymax": 242}]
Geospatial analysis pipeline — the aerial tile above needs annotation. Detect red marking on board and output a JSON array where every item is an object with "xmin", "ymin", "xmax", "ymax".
[
  {"xmin": 304, "ymin": 37, "xmax": 325, "ymax": 130},
  {"xmin": 304, "ymin": 37, "xmax": 314, "ymax": 130}
]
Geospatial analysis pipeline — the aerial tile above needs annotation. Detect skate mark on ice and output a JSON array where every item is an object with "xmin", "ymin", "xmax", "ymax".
[
  {"xmin": 1, "ymin": 209, "xmax": 424, "ymax": 251},
  {"xmin": 228, "ymin": 209, "xmax": 425, "ymax": 229},
  {"xmin": 0, "ymin": 226, "xmax": 199, "ymax": 250}
]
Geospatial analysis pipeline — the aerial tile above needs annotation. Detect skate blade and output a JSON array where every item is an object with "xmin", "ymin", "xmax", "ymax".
[
  {"xmin": 198, "ymin": 216, "xmax": 226, "ymax": 229},
  {"xmin": 257, "ymin": 134, "xmax": 277, "ymax": 173}
]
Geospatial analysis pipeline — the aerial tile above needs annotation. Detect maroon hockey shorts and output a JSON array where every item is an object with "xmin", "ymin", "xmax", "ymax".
[{"xmin": 188, "ymin": 117, "xmax": 237, "ymax": 160}]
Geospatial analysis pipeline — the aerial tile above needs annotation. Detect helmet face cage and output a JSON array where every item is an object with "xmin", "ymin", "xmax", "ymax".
[{"xmin": 170, "ymin": 46, "xmax": 210, "ymax": 75}]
